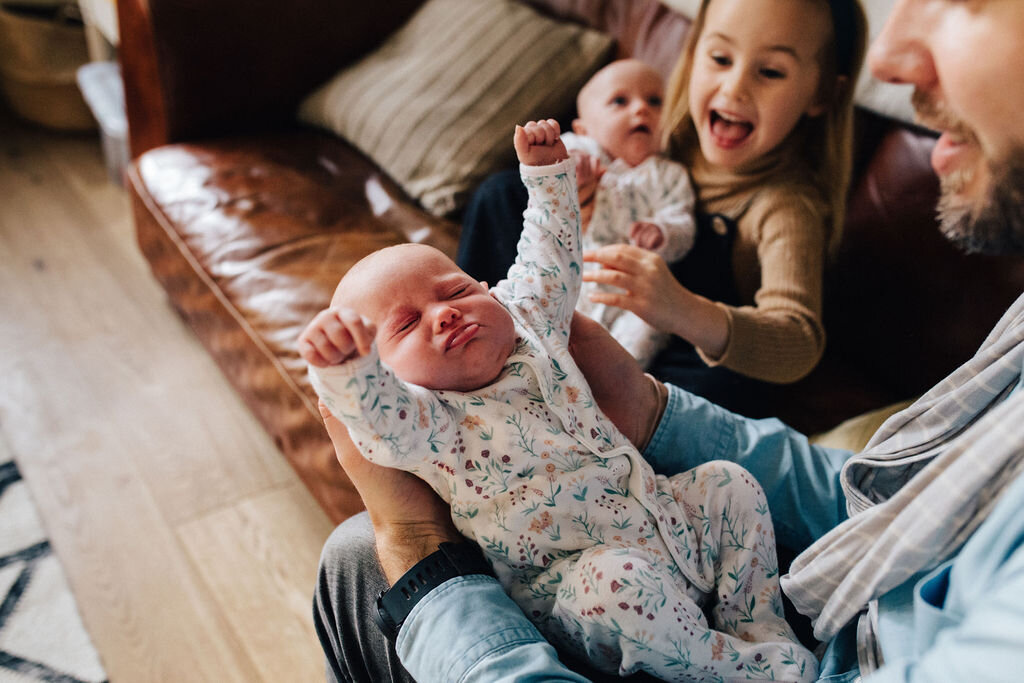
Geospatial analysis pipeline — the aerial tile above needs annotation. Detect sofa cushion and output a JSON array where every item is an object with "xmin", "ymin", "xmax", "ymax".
[{"xmin": 297, "ymin": 0, "xmax": 613, "ymax": 217}]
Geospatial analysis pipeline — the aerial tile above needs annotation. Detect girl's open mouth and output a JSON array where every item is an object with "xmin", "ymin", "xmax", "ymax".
[{"xmin": 709, "ymin": 110, "xmax": 753, "ymax": 148}]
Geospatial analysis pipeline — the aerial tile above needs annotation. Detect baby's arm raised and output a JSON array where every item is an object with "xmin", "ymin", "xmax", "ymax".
[
  {"xmin": 513, "ymin": 119, "xmax": 568, "ymax": 167},
  {"xmin": 497, "ymin": 120, "xmax": 582, "ymax": 340}
]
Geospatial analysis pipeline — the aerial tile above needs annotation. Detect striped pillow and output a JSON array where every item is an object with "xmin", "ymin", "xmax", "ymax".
[{"xmin": 298, "ymin": 0, "xmax": 614, "ymax": 217}]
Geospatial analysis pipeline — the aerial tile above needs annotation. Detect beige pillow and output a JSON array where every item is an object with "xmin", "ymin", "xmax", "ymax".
[
  {"xmin": 809, "ymin": 399, "xmax": 915, "ymax": 452},
  {"xmin": 298, "ymin": 0, "xmax": 614, "ymax": 216}
]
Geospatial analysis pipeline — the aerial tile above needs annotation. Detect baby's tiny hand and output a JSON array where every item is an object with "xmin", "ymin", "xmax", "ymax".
[
  {"xmin": 514, "ymin": 119, "xmax": 569, "ymax": 166},
  {"xmin": 572, "ymin": 150, "xmax": 605, "ymax": 207},
  {"xmin": 297, "ymin": 307, "xmax": 376, "ymax": 367},
  {"xmin": 629, "ymin": 221, "xmax": 666, "ymax": 251}
]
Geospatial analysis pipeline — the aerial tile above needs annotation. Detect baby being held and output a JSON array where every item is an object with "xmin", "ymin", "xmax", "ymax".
[
  {"xmin": 298, "ymin": 121, "xmax": 567, "ymax": 394},
  {"xmin": 568, "ymin": 59, "xmax": 697, "ymax": 367},
  {"xmin": 299, "ymin": 120, "xmax": 815, "ymax": 681}
]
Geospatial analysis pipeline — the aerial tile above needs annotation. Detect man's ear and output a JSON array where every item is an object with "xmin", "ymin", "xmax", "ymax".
[{"xmin": 572, "ymin": 118, "xmax": 587, "ymax": 136}]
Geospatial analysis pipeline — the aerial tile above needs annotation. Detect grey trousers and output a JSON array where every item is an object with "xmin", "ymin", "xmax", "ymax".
[
  {"xmin": 312, "ymin": 513, "xmax": 416, "ymax": 683},
  {"xmin": 312, "ymin": 512, "xmax": 664, "ymax": 682}
]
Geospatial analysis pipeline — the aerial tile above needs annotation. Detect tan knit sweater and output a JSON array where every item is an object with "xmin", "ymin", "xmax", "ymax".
[{"xmin": 687, "ymin": 150, "xmax": 830, "ymax": 384}]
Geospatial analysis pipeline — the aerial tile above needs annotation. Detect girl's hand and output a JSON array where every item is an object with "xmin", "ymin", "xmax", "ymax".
[
  {"xmin": 514, "ymin": 119, "xmax": 568, "ymax": 167},
  {"xmin": 583, "ymin": 244, "xmax": 684, "ymax": 332},
  {"xmin": 297, "ymin": 307, "xmax": 376, "ymax": 367},
  {"xmin": 582, "ymin": 244, "xmax": 729, "ymax": 357}
]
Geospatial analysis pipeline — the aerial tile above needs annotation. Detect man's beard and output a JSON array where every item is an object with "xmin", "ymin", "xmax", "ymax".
[
  {"xmin": 937, "ymin": 150, "xmax": 1024, "ymax": 255},
  {"xmin": 912, "ymin": 90, "xmax": 1024, "ymax": 255}
]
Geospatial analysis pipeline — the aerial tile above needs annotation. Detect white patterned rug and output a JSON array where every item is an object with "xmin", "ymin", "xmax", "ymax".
[{"xmin": 0, "ymin": 458, "xmax": 107, "ymax": 683}]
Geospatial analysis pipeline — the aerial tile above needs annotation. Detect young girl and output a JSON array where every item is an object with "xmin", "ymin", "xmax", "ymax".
[{"xmin": 458, "ymin": 0, "xmax": 867, "ymax": 419}]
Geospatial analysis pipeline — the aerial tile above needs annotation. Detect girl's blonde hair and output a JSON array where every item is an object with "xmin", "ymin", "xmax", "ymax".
[{"xmin": 662, "ymin": 0, "xmax": 867, "ymax": 253}]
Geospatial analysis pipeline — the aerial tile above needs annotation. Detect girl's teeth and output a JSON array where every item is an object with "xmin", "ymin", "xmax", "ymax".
[{"xmin": 711, "ymin": 111, "xmax": 753, "ymax": 143}]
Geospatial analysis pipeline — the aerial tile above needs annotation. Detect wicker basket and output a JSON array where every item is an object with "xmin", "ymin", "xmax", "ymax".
[{"xmin": 0, "ymin": 2, "xmax": 95, "ymax": 130}]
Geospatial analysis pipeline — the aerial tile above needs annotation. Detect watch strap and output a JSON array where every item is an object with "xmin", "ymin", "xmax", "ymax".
[{"xmin": 374, "ymin": 541, "xmax": 492, "ymax": 639}]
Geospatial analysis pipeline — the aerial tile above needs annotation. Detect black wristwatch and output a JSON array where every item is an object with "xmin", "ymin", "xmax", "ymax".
[{"xmin": 374, "ymin": 541, "xmax": 493, "ymax": 640}]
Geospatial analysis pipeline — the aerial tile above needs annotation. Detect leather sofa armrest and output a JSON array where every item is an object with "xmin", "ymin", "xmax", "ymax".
[
  {"xmin": 364, "ymin": 173, "xmax": 461, "ymax": 260},
  {"xmin": 118, "ymin": 0, "xmax": 426, "ymax": 158}
]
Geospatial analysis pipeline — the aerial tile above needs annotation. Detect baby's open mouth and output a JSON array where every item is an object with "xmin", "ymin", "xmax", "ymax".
[
  {"xmin": 631, "ymin": 124, "xmax": 651, "ymax": 135},
  {"xmin": 710, "ymin": 110, "xmax": 753, "ymax": 145}
]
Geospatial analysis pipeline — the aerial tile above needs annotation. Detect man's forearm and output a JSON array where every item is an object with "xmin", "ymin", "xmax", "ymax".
[
  {"xmin": 321, "ymin": 404, "xmax": 464, "ymax": 585},
  {"xmin": 568, "ymin": 312, "xmax": 665, "ymax": 450},
  {"xmin": 375, "ymin": 523, "xmax": 465, "ymax": 585}
]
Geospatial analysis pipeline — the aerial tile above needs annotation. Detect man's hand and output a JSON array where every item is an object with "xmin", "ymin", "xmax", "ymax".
[
  {"xmin": 297, "ymin": 307, "xmax": 376, "ymax": 367},
  {"xmin": 629, "ymin": 221, "xmax": 666, "ymax": 251},
  {"xmin": 514, "ymin": 119, "xmax": 569, "ymax": 167},
  {"xmin": 568, "ymin": 312, "xmax": 665, "ymax": 451},
  {"xmin": 319, "ymin": 401, "xmax": 462, "ymax": 584}
]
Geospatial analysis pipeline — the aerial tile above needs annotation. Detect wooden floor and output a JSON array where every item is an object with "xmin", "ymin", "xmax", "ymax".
[{"xmin": 0, "ymin": 107, "xmax": 335, "ymax": 679}]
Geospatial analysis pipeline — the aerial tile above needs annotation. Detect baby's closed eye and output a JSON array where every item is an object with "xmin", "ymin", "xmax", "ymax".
[
  {"xmin": 389, "ymin": 313, "xmax": 420, "ymax": 338},
  {"xmin": 448, "ymin": 285, "xmax": 469, "ymax": 299}
]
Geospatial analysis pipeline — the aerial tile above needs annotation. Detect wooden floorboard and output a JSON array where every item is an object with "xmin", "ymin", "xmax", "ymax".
[{"xmin": 0, "ymin": 106, "xmax": 333, "ymax": 681}]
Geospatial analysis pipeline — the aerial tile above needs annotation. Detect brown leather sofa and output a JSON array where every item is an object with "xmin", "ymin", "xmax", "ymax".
[{"xmin": 119, "ymin": 0, "xmax": 1024, "ymax": 524}]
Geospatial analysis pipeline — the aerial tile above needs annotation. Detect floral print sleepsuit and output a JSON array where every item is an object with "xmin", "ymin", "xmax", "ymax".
[{"xmin": 311, "ymin": 159, "xmax": 817, "ymax": 682}]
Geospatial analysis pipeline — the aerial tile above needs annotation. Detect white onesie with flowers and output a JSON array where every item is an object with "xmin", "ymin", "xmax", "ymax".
[
  {"xmin": 311, "ymin": 159, "xmax": 816, "ymax": 682},
  {"xmin": 562, "ymin": 132, "xmax": 697, "ymax": 369}
]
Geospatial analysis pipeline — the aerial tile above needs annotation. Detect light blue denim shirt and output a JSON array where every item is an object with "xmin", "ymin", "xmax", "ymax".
[{"xmin": 398, "ymin": 384, "xmax": 1024, "ymax": 682}]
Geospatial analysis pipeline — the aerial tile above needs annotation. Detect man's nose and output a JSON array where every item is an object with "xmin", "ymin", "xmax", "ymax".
[{"xmin": 868, "ymin": 2, "xmax": 936, "ymax": 89}]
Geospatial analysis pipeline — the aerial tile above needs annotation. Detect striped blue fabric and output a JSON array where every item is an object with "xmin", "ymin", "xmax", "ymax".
[{"xmin": 782, "ymin": 293, "xmax": 1024, "ymax": 641}]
